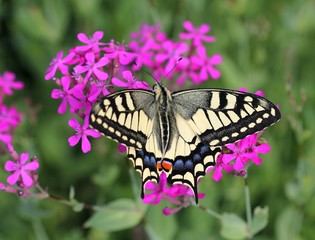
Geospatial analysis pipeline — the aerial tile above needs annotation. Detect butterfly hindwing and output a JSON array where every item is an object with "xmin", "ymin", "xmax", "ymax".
[
  {"xmin": 172, "ymin": 89, "xmax": 281, "ymax": 147},
  {"xmin": 90, "ymin": 89, "xmax": 156, "ymax": 149},
  {"xmin": 127, "ymin": 147, "xmax": 159, "ymax": 197},
  {"xmin": 168, "ymin": 143, "xmax": 221, "ymax": 202}
]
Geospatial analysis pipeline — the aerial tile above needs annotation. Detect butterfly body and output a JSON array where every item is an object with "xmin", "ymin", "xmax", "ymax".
[{"xmin": 90, "ymin": 82, "xmax": 281, "ymax": 203}]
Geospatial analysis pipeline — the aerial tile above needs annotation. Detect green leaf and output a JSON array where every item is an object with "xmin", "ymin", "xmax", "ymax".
[
  {"xmin": 146, "ymin": 203, "xmax": 177, "ymax": 240},
  {"xmin": 220, "ymin": 213, "xmax": 248, "ymax": 240},
  {"xmin": 275, "ymin": 206, "xmax": 303, "ymax": 240},
  {"xmin": 72, "ymin": 202, "xmax": 84, "ymax": 212},
  {"xmin": 84, "ymin": 199, "xmax": 147, "ymax": 232},
  {"xmin": 250, "ymin": 206, "xmax": 268, "ymax": 236},
  {"xmin": 69, "ymin": 186, "xmax": 75, "ymax": 200}
]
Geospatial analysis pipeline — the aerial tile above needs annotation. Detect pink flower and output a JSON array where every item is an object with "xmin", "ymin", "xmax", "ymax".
[
  {"xmin": 45, "ymin": 51, "xmax": 75, "ymax": 80},
  {"xmin": 130, "ymin": 23, "xmax": 165, "ymax": 44},
  {"xmin": 0, "ymin": 105, "xmax": 23, "ymax": 128},
  {"xmin": 143, "ymin": 172, "xmax": 203, "ymax": 215},
  {"xmin": 143, "ymin": 173, "xmax": 169, "ymax": 205},
  {"xmin": 175, "ymin": 58, "xmax": 200, "ymax": 85},
  {"xmin": 70, "ymin": 85, "xmax": 95, "ymax": 114},
  {"xmin": 0, "ymin": 71, "xmax": 24, "ymax": 95},
  {"xmin": 161, "ymin": 184, "xmax": 205, "ymax": 215},
  {"xmin": 179, "ymin": 21, "xmax": 216, "ymax": 46},
  {"xmin": 222, "ymin": 134, "xmax": 271, "ymax": 171},
  {"xmin": 51, "ymin": 76, "xmax": 84, "ymax": 114},
  {"xmin": 112, "ymin": 71, "xmax": 149, "ymax": 90},
  {"xmin": 104, "ymin": 41, "xmax": 137, "ymax": 65},
  {"xmin": 155, "ymin": 41, "xmax": 189, "ymax": 74},
  {"xmin": 68, "ymin": 117, "xmax": 101, "ymax": 153},
  {"xmin": 75, "ymin": 52, "xmax": 109, "ymax": 83},
  {"xmin": 129, "ymin": 42, "xmax": 155, "ymax": 69},
  {"xmin": 76, "ymin": 31, "xmax": 105, "ymax": 53},
  {"xmin": 207, "ymin": 154, "xmax": 234, "ymax": 182},
  {"xmin": 118, "ymin": 144, "xmax": 126, "ymax": 153},
  {"xmin": 192, "ymin": 47, "xmax": 222, "ymax": 81},
  {"xmin": 0, "ymin": 182, "xmax": 6, "ymax": 190},
  {"xmin": 88, "ymin": 79, "xmax": 111, "ymax": 102},
  {"xmin": 0, "ymin": 125, "xmax": 12, "ymax": 144},
  {"xmin": 4, "ymin": 152, "xmax": 39, "ymax": 187}
]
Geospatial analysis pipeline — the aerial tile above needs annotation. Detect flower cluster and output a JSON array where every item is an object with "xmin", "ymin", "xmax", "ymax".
[
  {"xmin": 0, "ymin": 71, "xmax": 24, "ymax": 145},
  {"xmin": 0, "ymin": 71, "xmax": 39, "ymax": 196},
  {"xmin": 143, "ymin": 172, "xmax": 205, "ymax": 215},
  {"xmin": 45, "ymin": 31, "xmax": 149, "ymax": 153},
  {"xmin": 0, "ymin": 144, "xmax": 40, "ymax": 196},
  {"xmin": 45, "ymin": 22, "xmax": 221, "ymax": 153},
  {"xmin": 129, "ymin": 21, "xmax": 222, "ymax": 85}
]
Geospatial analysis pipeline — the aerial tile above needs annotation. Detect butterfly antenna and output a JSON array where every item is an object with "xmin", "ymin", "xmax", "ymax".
[
  {"xmin": 160, "ymin": 57, "xmax": 182, "ymax": 85},
  {"xmin": 133, "ymin": 61, "xmax": 159, "ymax": 84}
]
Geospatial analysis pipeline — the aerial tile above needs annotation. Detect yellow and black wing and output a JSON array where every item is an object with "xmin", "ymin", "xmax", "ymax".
[{"xmin": 89, "ymin": 89, "xmax": 161, "ymax": 194}]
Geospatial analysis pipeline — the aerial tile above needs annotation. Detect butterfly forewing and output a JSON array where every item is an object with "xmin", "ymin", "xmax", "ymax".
[
  {"xmin": 172, "ymin": 89, "xmax": 281, "ymax": 147},
  {"xmin": 90, "ymin": 89, "xmax": 156, "ymax": 149}
]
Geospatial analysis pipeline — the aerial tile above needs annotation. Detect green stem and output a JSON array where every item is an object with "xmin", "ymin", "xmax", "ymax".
[
  {"xmin": 197, "ymin": 205, "xmax": 222, "ymax": 220},
  {"xmin": 244, "ymin": 173, "xmax": 253, "ymax": 239}
]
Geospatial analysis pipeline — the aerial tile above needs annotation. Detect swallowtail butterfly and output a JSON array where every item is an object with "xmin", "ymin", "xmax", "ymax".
[{"xmin": 89, "ymin": 82, "xmax": 281, "ymax": 203}]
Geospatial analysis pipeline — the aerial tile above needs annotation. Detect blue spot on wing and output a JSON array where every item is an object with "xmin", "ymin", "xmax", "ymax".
[
  {"xmin": 168, "ymin": 143, "xmax": 221, "ymax": 204},
  {"xmin": 173, "ymin": 159, "xmax": 184, "ymax": 171}
]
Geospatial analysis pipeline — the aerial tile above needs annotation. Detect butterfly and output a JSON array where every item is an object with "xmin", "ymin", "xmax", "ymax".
[{"xmin": 89, "ymin": 82, "xmax": 281, "ymax": 203}]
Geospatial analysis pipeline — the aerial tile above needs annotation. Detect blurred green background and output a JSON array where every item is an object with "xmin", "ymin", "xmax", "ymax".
[{"xmin": 0, "ymin": 0, "xmax": 314, "ymax": 239}]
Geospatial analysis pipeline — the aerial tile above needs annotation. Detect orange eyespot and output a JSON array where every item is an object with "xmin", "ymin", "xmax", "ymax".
[{"xmin": 157, "ymin": 160, "xmax": 173, "ymax": 172}]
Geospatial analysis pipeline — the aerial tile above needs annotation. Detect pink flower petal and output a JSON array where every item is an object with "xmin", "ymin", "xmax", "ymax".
[
  {"xmin": 85, "ymin": 52, "xmax": 95, "ymax": 64},
  {"xmin": 118, "ymin": 144, "xmax": 126, "ymax": 153},
  {"xmin": 4, "ymin": 160, "xmax": 16, "ymax": 172},
  {"xmin": 212, "ymin": 167, "xmax": 224, "ymax": 181},
  {"xmin": 23, "ymin": 161, "xmax": 39, "ymax": 171},
  {"xmin": 255, "ymin": 143, "xmax": 271, "ymax": 154},
  {"xmin": 81, "ymin": 135, "xmax": 91, "ymax": 153},
  {"xmin": 68, "ymin": 118, "xmax": 80, "ymax": 129},
  {"xmin": 51, "ymin": 89, "xmax": 64, "ymax": 99},
  {"xmin": 68, "ymin": 135, "xmax": 81, "ymax": 146},
  {"xmin": 221, "ymin": 153, "xmax": 237, "ymax": 164},
  {"xmin": 0, "ymin": 182, "xmax": 6, "ymax": 190},
  {"xmin": 93, "ymin": 68, "xmax": 108, "ymax": 80},
  {"xmin": 85, "ymin": 129, "xmax": 101, "ymax": 138},
  {"xmin": 233, "ymin": 158, "xmax": 246, "ymax": 171},
  {"xmin": 199, "ymin": 24, "xmax": 210, "ymax": 33},
  {"xmin": 20, "ymin": 171, "xmax": 33, "ymax": 187},
  {"xmin": 209, "ymin": 54, "xmax": 223, "ymax": 64},
  {"xmin": 58, "ymin": 98, "xmax": 68, "ymax": 114},
  {"xmin": 111, "ymin": 77, "xmax": 128, "ymax": 87},
  {"xmin": 61, "ymin": 76, "xmax": 70, "ymax": 91},
  {"xmin": 251, "ymin": 156, "xmax": 262, "ymax": 165},
  {"xmin": 77, "ymin": 33, "xmax": 89, "ymax": 43},
  {"xmin": 7, "ymin": 171, "xmax": 20, "ymax": 185},
  {"xmin": 92, "ymin": 31, "xmax": 104, "ymax": 40},
  {"xmin": 183, "ymin": 20, "xmax": 193, "ymax": 31},
  {"xmin": 19, "ymin": 152, "xmax": 29, "ymax": 164}
]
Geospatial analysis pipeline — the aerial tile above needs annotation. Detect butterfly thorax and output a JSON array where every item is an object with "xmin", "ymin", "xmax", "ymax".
[{"xmin": 153, "ymin": 83, "xmax": 173, "ymax": 157}]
